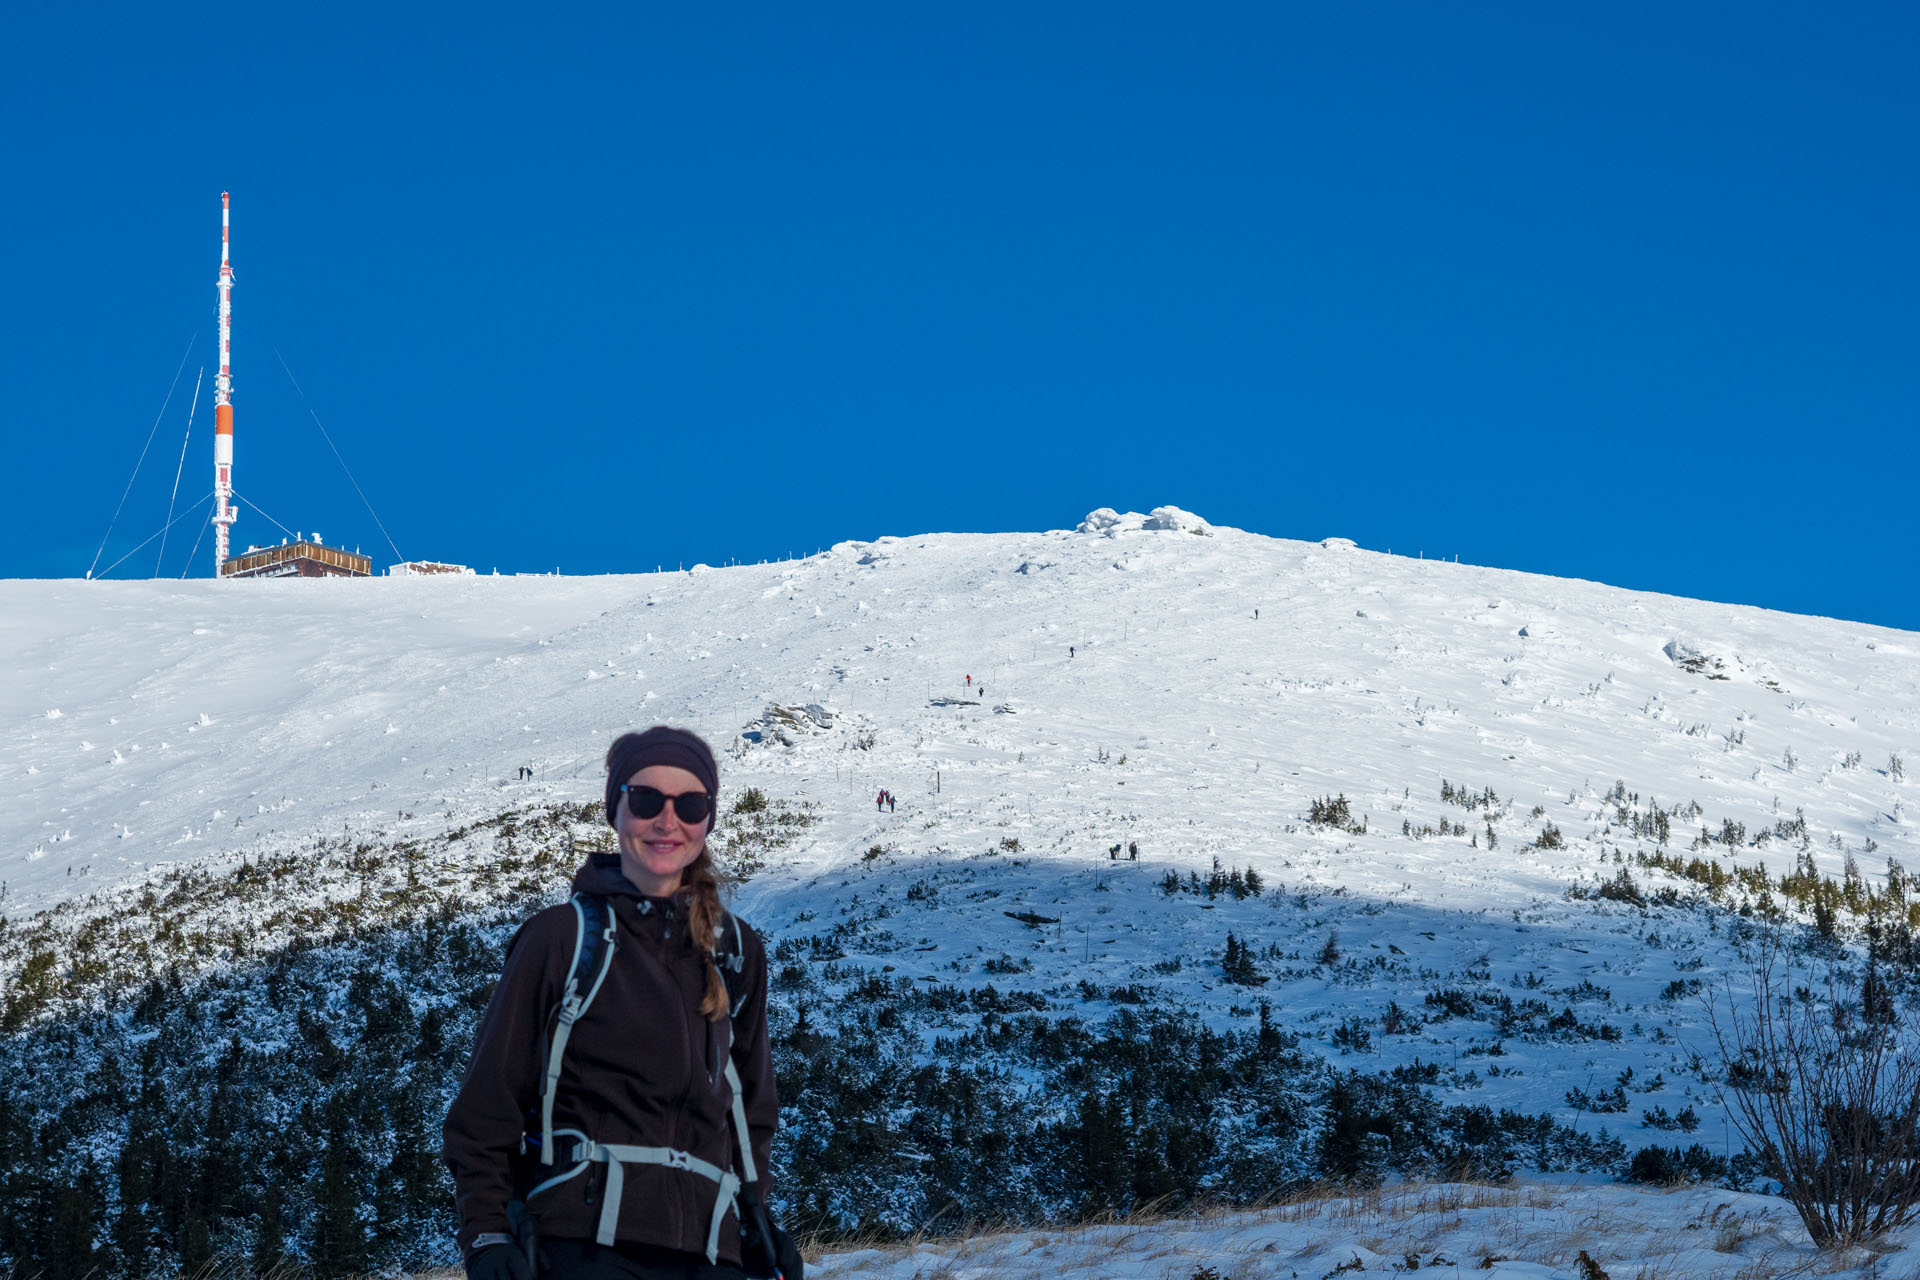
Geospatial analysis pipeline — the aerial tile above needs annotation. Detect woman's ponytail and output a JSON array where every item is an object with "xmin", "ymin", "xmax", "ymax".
[{"xmin": 684, "ymin": 850, "xmax": 731, "ymax": 1021}]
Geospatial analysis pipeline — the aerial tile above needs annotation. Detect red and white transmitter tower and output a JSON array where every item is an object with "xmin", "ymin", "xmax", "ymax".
[{"xmin": 211, "ymin": 192, "xmax": 238, "ymax": 573}]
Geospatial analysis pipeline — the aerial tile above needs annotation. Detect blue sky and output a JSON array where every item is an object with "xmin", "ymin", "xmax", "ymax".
[{"xmin": 4, "ymin": 3, "xmax": 1915, "ymax": 629}]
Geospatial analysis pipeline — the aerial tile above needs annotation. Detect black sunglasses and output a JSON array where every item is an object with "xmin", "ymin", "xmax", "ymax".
[{"xmin": 620, "ymin": 784, "xmax": 713, "ymax": 825}]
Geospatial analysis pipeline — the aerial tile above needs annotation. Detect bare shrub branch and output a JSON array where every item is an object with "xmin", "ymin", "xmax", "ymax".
[{"xmin": 1707, "ymin": 925, "xmax": 1920, "ymax": 1246}]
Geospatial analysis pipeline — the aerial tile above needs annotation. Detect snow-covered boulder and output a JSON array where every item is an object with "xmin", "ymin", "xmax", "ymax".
[
  {"xmin": 1662, "ymin": 638, "xmax": 1702, "ymax": 665},
  {"xmin": 1664, "ymin": 637, "xmax": 1736, "ymax": 680},
  {"xmin": 1078, "ymin": 506, "xmax": 1211, "ymax": 536},
  {"xmin": 1142, "ymin": 505, "xmax": 1210, "ymax": 534},
  {"xmin": 1077, "ymin": 508, "xmax": 1142, "ymax": 536},
  {"xmin": 740, "ymin": 702, "xmax": 837, "ymax": 747}
]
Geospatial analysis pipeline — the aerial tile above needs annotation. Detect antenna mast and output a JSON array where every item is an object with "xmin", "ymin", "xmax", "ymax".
[{"xmin": 212, "ymin": 192, "xmax": 238, "ymax": 574}]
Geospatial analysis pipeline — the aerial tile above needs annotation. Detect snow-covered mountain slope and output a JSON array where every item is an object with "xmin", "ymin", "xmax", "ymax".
[
  {"xmin": 9, "ymin": 510, "xmax": 1913, "ymax": 921},
  {"xmin": 6, "ymin": 511, "xmax": 1919, "ymax": 1150}
]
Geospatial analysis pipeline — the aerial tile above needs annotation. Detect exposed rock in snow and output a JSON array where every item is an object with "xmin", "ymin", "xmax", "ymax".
[
  {"xmin": 1664, "ymin": 637, "xmax": 1734, "ymax": 680},
  {"xmin": 741, "ymin": 702, "xmax": 837, "ymax": 746},
  {"xmin": 1141, "ymin": 505, "xmax": 1210, "ymax": 534},
  {"xmin": 1659, "ymin": 639, "xmax": 1789, "ymax": 693},
  {"xmin": 1078, "ymin": 505, "xmax": 1211, "ymax": 536}
]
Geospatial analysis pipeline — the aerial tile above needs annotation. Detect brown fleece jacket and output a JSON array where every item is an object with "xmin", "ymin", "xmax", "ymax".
[{"xmin": 442, "ymin": 854, "xmax": 776, "ymax": 1263}]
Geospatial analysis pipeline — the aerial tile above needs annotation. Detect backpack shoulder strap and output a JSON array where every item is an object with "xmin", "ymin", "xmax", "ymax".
[
  {"xmin": 710, "ymin": 909, "xmax": 760, "ymax": 1185},
  {"xmin": 722, "ymin": 1042, "xmax": 757, "ymax": 1185},
  {"xmin": 710, "ymin": 907, "xmax": 748, "ymax": 1018},
  {"xmin": 537, "ymin": 893, "xmax": 617, "ymax": 1164}
]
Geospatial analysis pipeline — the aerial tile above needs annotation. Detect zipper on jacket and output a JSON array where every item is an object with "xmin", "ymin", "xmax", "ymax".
[{"xmin": 626, "ymin": 893, "xmax": 718, "ymax": 1250}]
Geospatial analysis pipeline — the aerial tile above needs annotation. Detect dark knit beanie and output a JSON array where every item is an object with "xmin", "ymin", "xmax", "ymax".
[{"xmin": 604, "ymin": 726, "xmax": 721, "ymax": 829}]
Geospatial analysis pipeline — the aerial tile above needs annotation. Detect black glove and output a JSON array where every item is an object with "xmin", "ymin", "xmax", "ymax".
[
  {"xmin": 738, "ymin": 1186, "xmax": 778, "ymax": 1278},
  {"xmin": 466, "ymin": 1242, "xmax": 533, "ymax": 1280},
  {"xmin": 771, "ymin": 1223, "xmax": 804, "ymax": 1280},
  {"xmin": 738, "ymin": 1185, "xmax": 805, "ymax": 1279}
]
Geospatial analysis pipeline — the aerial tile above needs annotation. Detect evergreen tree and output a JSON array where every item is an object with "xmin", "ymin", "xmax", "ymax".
[
  {"xmin": 48, "ymin": 1167, "xmax": 103, "ymax": 1280},
  {"xmin": 1221, "ymin": 934, "xmax": 1264, "ymax": 986},
  {"xmin": 312, "ymin": 1098, "xmax": 370, "ymax": 1278},
  {"xmin": 1317, "ymin": 1076, "xmax": 1390, "ymax": 1188},
  {"xmin": 1070, "ymin": 1087, "xmax": 1130, "ymax": 1215}
]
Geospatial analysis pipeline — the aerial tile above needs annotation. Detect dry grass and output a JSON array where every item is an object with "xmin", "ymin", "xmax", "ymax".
[
  {"xmin": 797, "ymin": 1181, "xmax": 1831, "ymax": 1280},
  {"xmin": 360, "ymin": 1182, "xmax": 1869, "ymax": 1280}
]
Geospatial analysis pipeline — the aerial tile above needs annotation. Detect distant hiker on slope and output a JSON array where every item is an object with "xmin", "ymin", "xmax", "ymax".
[
  {"xmin": 445, "ymin": 726, "xmax": 800, "ymax": 1280},
  {"xmin": 877, "ymin": 789, "xmax": 887, "ymax": 811}
]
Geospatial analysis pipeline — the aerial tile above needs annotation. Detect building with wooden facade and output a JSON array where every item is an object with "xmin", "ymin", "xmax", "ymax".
[{"xmin": 220, "ymin": 538, "xmax": 372, "ymax": 579}]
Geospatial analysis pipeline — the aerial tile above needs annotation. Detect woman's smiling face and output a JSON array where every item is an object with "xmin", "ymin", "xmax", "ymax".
[{"xmin": 615, "ymin": 764, "xmax": 711, "ymax": 896}]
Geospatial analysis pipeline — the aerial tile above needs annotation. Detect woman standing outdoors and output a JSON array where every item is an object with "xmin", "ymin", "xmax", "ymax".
[{"xmin": 445, "ymin": 727, "xmax": 798, "ymax": 1280}]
